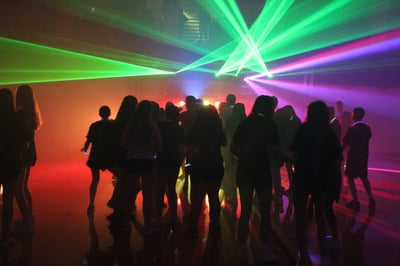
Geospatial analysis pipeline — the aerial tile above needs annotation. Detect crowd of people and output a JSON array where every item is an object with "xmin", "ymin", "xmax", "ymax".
[
  {"xmin": 80, "ymin": 92, "xmax": 375, "ymax": 265},
  {"xmin": 0, "ymin": 84, "xmax": 375, "ymax": 265}
]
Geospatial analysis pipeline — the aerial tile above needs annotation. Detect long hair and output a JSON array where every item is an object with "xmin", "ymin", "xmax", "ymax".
[
  {"xmin": 129, "ymin": 100, "xmax": 152, "ymax": 143},
  {"xmin": 306, "ymin": 100, "xmax": 330, "ymax": 127},
  {"xmin": 251, "ymin": 95, "xmax": 274, "ymax": 119},
  {"xmin": 16, "ymin": 84, "xmax": 43, "ymax": 130},
  {"xmin": 115, "ymin": 95, "xmax": 137, "ymax": 127}
]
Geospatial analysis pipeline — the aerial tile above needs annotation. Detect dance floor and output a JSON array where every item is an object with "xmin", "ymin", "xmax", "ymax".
[{"xmin": 0, "ymin": 152, "xmax": 399, "ymax": 266}]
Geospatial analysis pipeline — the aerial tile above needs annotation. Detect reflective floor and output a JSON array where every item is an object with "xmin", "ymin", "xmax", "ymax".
[{"xmin": 0, "ymin": 152, "xmax": 399, "ymax": 265}]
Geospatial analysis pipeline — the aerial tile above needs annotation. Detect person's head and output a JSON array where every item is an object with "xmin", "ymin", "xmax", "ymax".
[
  {"xmin": 352, "ymin": 107, "xmax": 365, "ymax": 121},
  {"xmin": 136, "ymin": 100, "xmax": 152, "ymax": 118},
  {"xmin": 226, "ymin": 94, "xmax": 236, "ymax": 105},
  {"xmin": 16, "ymin": 84, "xmax": 42, "ymax": 129},
  {"xmin": 306, "ymin": 100, "xmax": 329, "ymax": 126},
  {"xmin": 115, "ymin": 95, "xmax": 137, "ymax": 125},
  {"xmin": 16, "ymin": 84, "xmax": 34, "ymax": 110},
  {"xmin": 99, "ymin": 105, "xmax": 111, "ymax": 119},
  {"xmin": 0, "ymin": 88, "xmax": 14, "ymax": 114},
  {"xmin": 185, "ymin": 95, "xmax": 197, "ymax": 111},
  {"xmin": 251, "ymin": 95, "xmax": 274, "ymax": 118},
  {"xmin": 336, "ymin": 100, "xmax": 344, "ymax": 113},
  {"xmin": 165, "ymin": 104, "xmax": 181, "ymax": 123}
]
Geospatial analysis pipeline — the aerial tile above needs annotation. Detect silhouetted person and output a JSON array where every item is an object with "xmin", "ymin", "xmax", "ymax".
[
  {"xmin": 154, "ymin": 104, "xmax": 185, "ymax": 224},
  {"xmin": 0, "ymin": 88, "xmax": 33, "ymax": 248},
  {"xmin": 343, "ymin": 107, "xmax": 375, "ymax": 210},
  {"xmin": 221, "ymin": 102, "xmax": 246, "ymax": 216},
  {"xmin": 179, "ymin": 95, "xmax": 198, "ymax": 193},
  {"xmin": 14, "ymin": 84, "xmax": 42, "ymax": 235},
  {"xmin": 326, "ymin": 106, "xmax": 343, "ymax": 248},
  {"xmin": 184, "ymin": 104, "xmax": 226, "ymax": 235},
  {"xmin": 230, "ymin": 95, "xmax": 279, "ymax": 263},
  {"xmin": 336, "ymin": 101, "xmax": 351, "ymax": 143},
  {"xmin": 290, "ymin": 100, "xmax": 342, "ymax": 266},
  {"xmin": 218, "ymin": 93, "xmax": 236, "ymax": 127},
  {"xmin": 271, "ymin": 104, "xmax": 301, "ymax": 213},
  {"xmin": 107, "ymin": 95, "xmax": 138, "ymax": 227},
  {"xmin": 121, "ymin": 100, "xmax": 162, "ymax": 234},
  {"xmin": 81, "ymin": 105, "xmax": 113, "ymax": 214}
]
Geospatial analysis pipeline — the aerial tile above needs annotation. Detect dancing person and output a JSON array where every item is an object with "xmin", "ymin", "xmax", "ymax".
[
  {"xmin": 14, "ymin": 84, "xmax": 42, "ymax": 234},
  {"xmin": 179, "ymin": 95, "xmax": 198, "ymax": 193},
  {"xmin": 106, "ymin": 95, "xmax": 137, "ymax": 226},
  {"xmin": 290, "ymin": 101, "xmax": 342, "ymax": 266},
  {"xmin": 81, "ymin": 105, "xmax": 113, "ymax": 214},
  {"xmin": 184, "ymin": 104, "xmax": 226, "ymax": 235},
  {"xmin": 343, "ymin": 107, "xmax": 375, "ymax": 210},
  {"xmin": 0, "ymin": 88, "xmax": 33, "ymax": 247},
  {"xmin": 121, "ymin": 100, "xmax": 162, "ymax": 234},
  {"xmin": 220, "ymin": 102, "xmax": 246, "ymax": 216},
  {"xmin": 154, "ymin": 104, "xmax": 185, "ymax": 224},
  {"xmin": 230, "ymin": 95, "xmax": 279, "ymax": 263}
]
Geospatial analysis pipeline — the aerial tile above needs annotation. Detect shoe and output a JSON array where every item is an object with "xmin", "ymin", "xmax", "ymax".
[
  {"xmin": 239, "ymin": 244, "xmax": 248, "ymax": 261},
  {"xmin": 260, "ymin": 244, "xmax": 278, "ymax": 263},
  {"xmin": 369, "ymin": 198, "xmax": 376, "ymax": 207},
  {"xmin": 345, "ymin": 200, "xmax": 360, "ymax": 210}
]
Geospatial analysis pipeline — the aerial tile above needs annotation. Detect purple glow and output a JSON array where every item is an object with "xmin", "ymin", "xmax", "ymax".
[
  {"xmin": 244, "ymin": 79, "xmax": 308, "ymax": 119},
  {"xmin": 247, "ymin": 29, "xmax": 400, "ymax": 80},
  {"xmin": 247, "ymin": 78, "xmax": 400, "ymax": 120},
  {"xmin": 368, "ymin": 167, "xmax": 400, "ymax": 174}
]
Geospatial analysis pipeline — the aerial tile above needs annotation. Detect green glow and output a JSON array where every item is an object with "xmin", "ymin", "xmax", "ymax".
[
  {"xmin": 0, "ymin": 38, "xmax": 173, "ymax": 85},
  {"xmin": 260, "ymin": 0, "xmax": 400, "ymax": 62},
  {"xmin": 218, "ymin": 0, "xmax": 293, "ymax": 75}
]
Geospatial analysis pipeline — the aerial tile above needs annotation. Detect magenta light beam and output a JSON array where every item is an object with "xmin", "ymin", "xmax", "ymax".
[{"xmin": 247, "ymin": 29, "xmax": 400, "ymax": 80}]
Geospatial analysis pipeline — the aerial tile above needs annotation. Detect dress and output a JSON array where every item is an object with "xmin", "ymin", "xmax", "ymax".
[
  {"xmin": 85, "ymin": 120, "xmax": 114, "ymax": 170},
  {"xmin": 290, "ymin": 123, "xmax": 342, "ymax": 197},
  {"xmin": 231, "ymin": 113, "xmax": 279, "ymax": 189},
  {"xmin": 343, "ymin": 122, "xmax": 371, "ymax": 179},
  {"xmin": 0, "ymin": 112, "xmax": 33, "ymax": 177}
]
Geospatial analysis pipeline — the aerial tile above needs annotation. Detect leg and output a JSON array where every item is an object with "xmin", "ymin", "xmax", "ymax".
[
  {"xmin": 314, "ymin": 196, "xmax": 328, "ymax": 260},
  {"xmin": 23, "ymin": 167, "xmax": 34, "ymax": 221},
  {"xmin": 256, "ymin": 187, "xmax": 273, "ymax": 243},
  {"xmin": 293, "ymin": 191, "xmax": 311, "ymax": 264},
  {"xmin": 165, "ymin": 165, "xmax": 180, "ymax": 222},
  {"xmin": 141, "ymin": 170, "xmax": 155, "ymax": 227},
  {"xmin": 187, "ymin": 180, "xmax": 206, "ymax": 231},
  {"xmin": 237, "ymin": 187, "xmax": 253, "ymax": 244},
  {"xmin": 206, "ymin": 181, "xmax": 222, "ymax": 231},
  {"xmin": 256, "ymin": 186, "xmax": 277, "ymax": 262},
  {"xmin": 88, "ymin": 168, "xmax": 100, "ymax": 212},
  {"xmin": 347, "ymin": 176, "xmax": 358, "ymax": 201},
  {"xmin": 361, "ymin": 177, "xmax": 374, "ymax": 203},
  {"xmin": 1, "ymin": 178, "xmax": 18, "ymax": 245},
  {"xmin": 325, "ymin": 197, "xmax": 339, "ymax": 239},
  {"xmin": 14, "ymin": 169, "xmax": 31, "ymax": 226}
]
